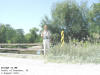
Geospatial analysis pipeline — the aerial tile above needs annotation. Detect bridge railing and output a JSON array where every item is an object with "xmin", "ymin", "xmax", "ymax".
[
  {"xmin": 0, "ymin": 43, "xmax": 41, "ymax": 46},
  {"xmin": 0, "ymin": 43, "xmax": 43, "ymax": 51}
]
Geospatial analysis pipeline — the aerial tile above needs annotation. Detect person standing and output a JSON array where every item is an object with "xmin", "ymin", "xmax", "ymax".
[{"xmin": 41, "ymin": 25, "xmax": 51, "ymax": 55}]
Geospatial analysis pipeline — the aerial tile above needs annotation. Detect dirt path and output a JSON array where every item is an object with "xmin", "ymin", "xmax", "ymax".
[{"xmin": 0, "ymin": 54, "xmax": 100, "ymax": 75}]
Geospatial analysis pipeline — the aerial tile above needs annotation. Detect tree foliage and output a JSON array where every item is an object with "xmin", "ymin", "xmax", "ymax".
[
  {"xmin": 0, "ymin": 24, "xmax": 41, "ymax": 43},
  {"xmin": 40, "ymin": 0, "xmax": 100, "ymax": 42}
]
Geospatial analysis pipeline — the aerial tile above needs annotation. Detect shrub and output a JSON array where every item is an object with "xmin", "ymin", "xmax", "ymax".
[{"xmin": 46, "ymin": 41, "xmax": 100, "ymax": 64}]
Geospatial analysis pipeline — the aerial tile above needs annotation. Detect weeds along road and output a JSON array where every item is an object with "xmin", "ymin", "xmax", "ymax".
[{"xmin": 0, "ymin": 53, "xmax": 100, "ymax": 75}]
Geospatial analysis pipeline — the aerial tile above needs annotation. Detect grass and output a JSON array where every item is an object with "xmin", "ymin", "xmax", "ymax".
[
  {"xmin": 46, "ymin": 41, "xmax": 100, "ymax": 64},
  {"xmin": 0, "ymin": 40, "xmax": 100, "ymax": 64}
]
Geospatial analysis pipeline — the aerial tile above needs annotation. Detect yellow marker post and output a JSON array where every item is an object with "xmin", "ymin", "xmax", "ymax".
[{"xmin": 61, "ymin": 30, "xmax": 64, "ymax": 47}]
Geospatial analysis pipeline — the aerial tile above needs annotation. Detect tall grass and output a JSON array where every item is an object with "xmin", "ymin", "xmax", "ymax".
[{"xmin": 46, "ymin": 40, "xmax": 100, "ymax": 64}]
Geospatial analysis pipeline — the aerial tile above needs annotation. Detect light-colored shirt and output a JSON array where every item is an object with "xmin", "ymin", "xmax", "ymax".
[{"xmin": 41, "ymin": 30, "xmax": 51, "ymax": 40}]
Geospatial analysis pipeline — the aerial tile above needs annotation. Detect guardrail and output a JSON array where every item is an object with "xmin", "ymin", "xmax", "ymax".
[
  {"xmin": 0, "ymin": 43, "xmax": 43, "ymax": 54},
  {"xmin": 0, "ymin": 43, "xmax": 41, "ymax": 46}
]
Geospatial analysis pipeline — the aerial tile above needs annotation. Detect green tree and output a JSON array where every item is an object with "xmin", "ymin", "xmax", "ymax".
[
  {"xmin": 5, "ymin": 24, "xmax": 16, "ymax": 43},
  {"xmin": 0, "ymin": 24, "xmax": 6, "ymax": 43},
  {"xmin": 40, "ymin": 0, "xmax": 89, "ymax": 42},
  {"xmin": 25, "ymin": 27, "xmax": 40, "ymax": 43},
  {"xmin": 15, "ymin": 29, "xmax": 25, "ymax": 43},
  {"xmin": 89, "ymin": 3, "xmax": 100, "ymax": 39}
]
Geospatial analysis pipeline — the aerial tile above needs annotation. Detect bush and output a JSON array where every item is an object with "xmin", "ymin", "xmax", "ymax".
[{"xmin": 46, "ymin": 41, "xmax": 100, "ymax": 64}]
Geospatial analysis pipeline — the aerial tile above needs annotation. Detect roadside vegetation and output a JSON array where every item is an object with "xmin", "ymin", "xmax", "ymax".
[{"xmin": 46, "ymin": 40, "xmax": 100, "ymax": 64}]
